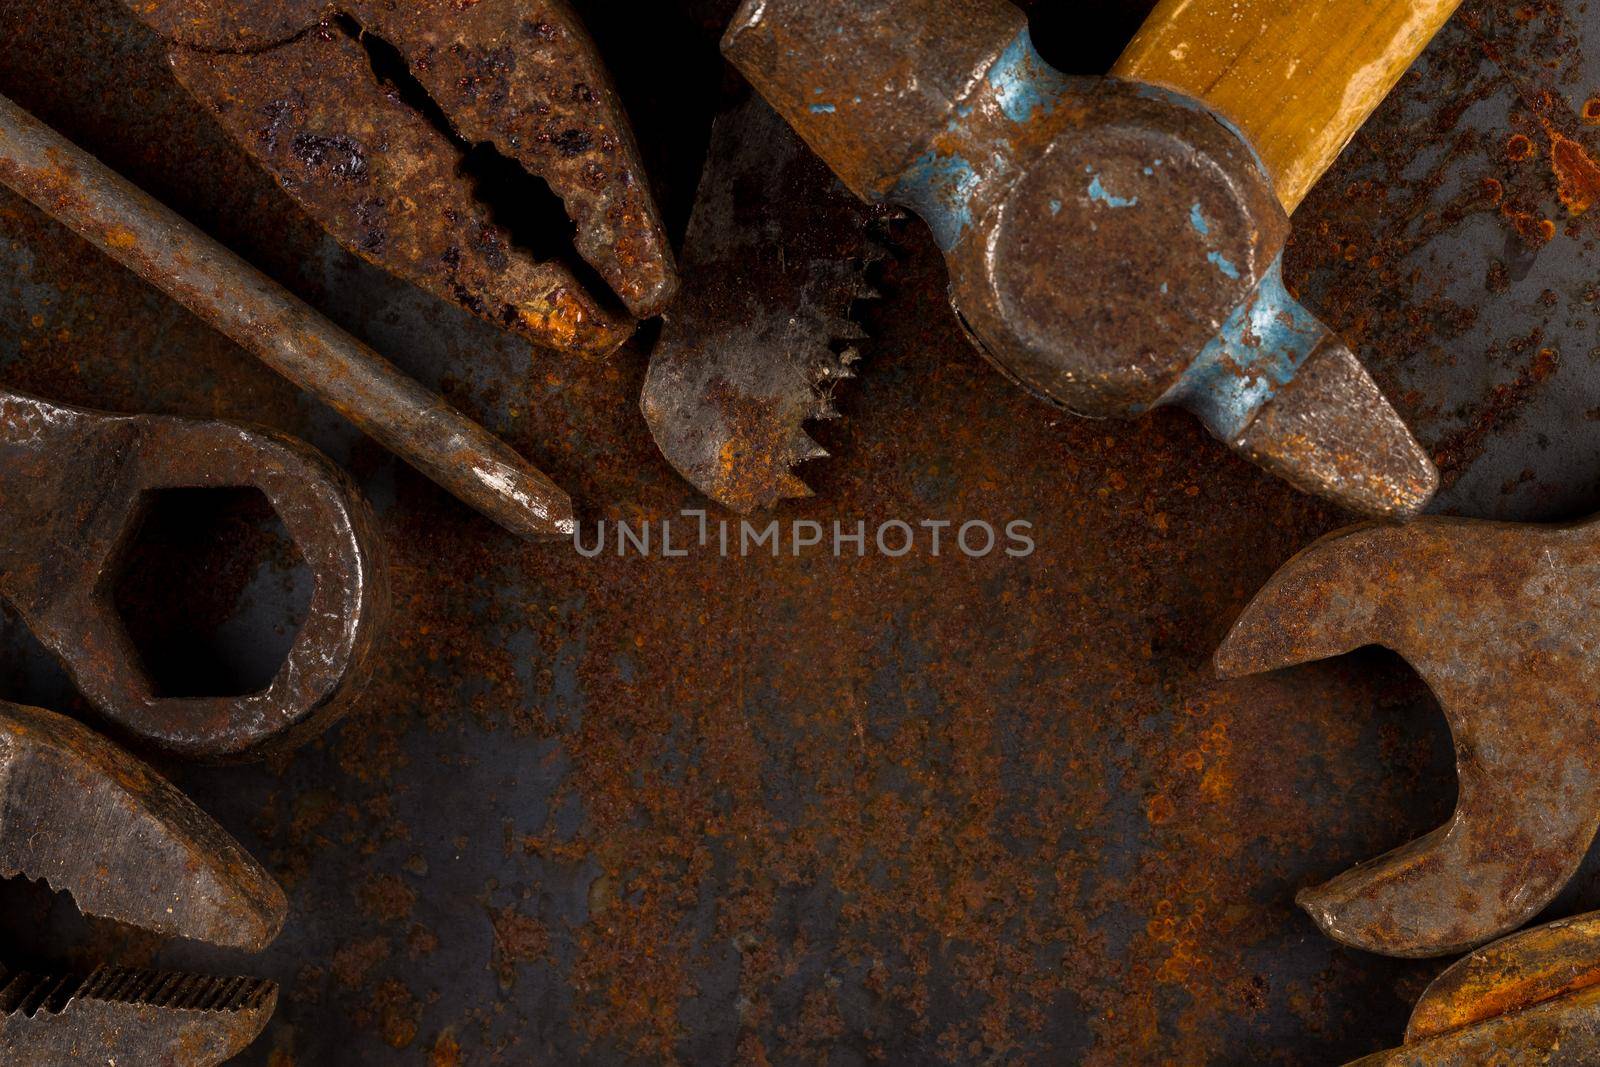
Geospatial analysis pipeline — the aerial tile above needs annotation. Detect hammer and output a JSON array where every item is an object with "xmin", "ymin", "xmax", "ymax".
[{"xmin": 723, "ymin": 0, "xmax": 1459, "ymax": 518}]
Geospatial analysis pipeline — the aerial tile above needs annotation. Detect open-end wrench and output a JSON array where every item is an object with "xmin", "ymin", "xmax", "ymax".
[
  {"xmin": 0, "ymin": 386, "xmax": 386, "ymax": 763},
  {"xmin": 1216, "ymin": 515, "xmax": 1600, "ymax": 957},
  {"xmin": 722, "ymin": 0, "xmax": 1452, "ymax": 517},
  {"xmin": 0, "ymin": 698, "xmax": 284, "ymax": 1065}
]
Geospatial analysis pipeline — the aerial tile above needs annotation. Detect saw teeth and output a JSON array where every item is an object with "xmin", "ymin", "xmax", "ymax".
[{"xmin": 640, "ymin": 96, "xmax": 898, "ymax": 513}]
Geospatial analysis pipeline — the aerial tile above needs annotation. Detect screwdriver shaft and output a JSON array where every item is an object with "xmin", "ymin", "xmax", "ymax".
[{"xmin": 0, "ymin": 92, "xmax": 574, "ymax": 541}]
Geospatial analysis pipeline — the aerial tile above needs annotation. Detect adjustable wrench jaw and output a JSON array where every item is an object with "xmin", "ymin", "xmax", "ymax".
[{"xmin": 725, "ymin": 0, "xmax": 1439, "ymax": 518}]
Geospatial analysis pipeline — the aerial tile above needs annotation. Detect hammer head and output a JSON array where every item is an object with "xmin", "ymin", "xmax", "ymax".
[{"xmin": 725, "ymin": 0, "xmax": 1438, "ymax": 518}]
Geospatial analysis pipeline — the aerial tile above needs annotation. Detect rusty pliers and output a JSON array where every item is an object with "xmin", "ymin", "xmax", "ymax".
[
  {"xmin": 0, "ymin": 698, "xmax": 285, "ymax": 1066},
  {"xmin": 0, "ymin": 386, "xmax": 386, "ymax": 762},
  {"xmin": 121, "ymin": 0, "xmax": 677, "ymax": 357}
]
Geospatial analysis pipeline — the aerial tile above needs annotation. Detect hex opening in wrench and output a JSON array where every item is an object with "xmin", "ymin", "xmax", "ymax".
[
  {"xmin": 0, "ymin": 389, "xmax": 388, "ymax": 763},
  {"xmin": 109, "ymin": 486, "xmax": 312, "ymax": 700}
]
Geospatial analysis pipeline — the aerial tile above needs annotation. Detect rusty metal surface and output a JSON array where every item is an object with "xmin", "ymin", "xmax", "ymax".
[
  {"xmin": 723, "ymin": 0, "xmax": 1439, "ymax": 519},
  {"xmin": 0, "ymin": 385, "xmax": 385, "ymax": 761},
  {"xmin": 134, "ymin": 0, "xmax": 678, "ymax": 351},
  {"xmin": 641, "ymin": 96, "xmax": 891, "ymax": 513},
  {"xmin": 2, "ymin": 0, "xmax": 1600, "ymax": 1062},
  {"xmin": 0, "ymin": 91, "xmax": 577, "ymax": 541},
  {"xmin": 1217, "ymin": 516, "xmax": 1600, "ymax": 959},
  {"xmin": 1407, "ymin": 911, "xmax": 1600, "ymax": 1042},
  {"xmin": 0, "ymin": 697, "xmax": 282, "ymax": 1064},
  {"xmin": 1349, "ymin": 913, "xmax": 1600, "ymax": 1063}
]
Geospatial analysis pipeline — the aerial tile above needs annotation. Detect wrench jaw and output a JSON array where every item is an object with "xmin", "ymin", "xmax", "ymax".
[
  {"xmin": 1213, "ymin": 523, "xmax": 1402, "ymax": 682},
  {"xmin": 1219, "ymin": 517, "xmax": 1600, "ymax": 958}
]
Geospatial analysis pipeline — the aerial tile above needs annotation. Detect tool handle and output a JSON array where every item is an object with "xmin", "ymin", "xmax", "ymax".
[
  {"xmin": 0, "ymin": 92, "xmax": 572, "ymax": 541},
  {"xmin": 1113, "ymin": 0, "xmax": 1463, "ymax": 213}
]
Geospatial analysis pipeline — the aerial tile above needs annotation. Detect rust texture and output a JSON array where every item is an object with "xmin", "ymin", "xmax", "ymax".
[
  {"xmin": 1217, "ymin": 515, "xmax": 1600, "ymax": 958},
  {"xmin": 1350, "ymin": 912, "xmax": 1600, "ymax": 1063},
  {"xmin": 641, "ymin": 96, "xmax": 892, "ymax": 512},
  {"xmin": 1407, "ymin": 912, "xmax": 1600, "ymax": 1041},
  {"xmin": 724, "ymin": 0, "xmax": 1439, "ymax": 518},
  {"xmin": 0, "ymin": 385, "xmax": 387, "ymax": 762},
  {"xmin": 130, "ymin": 0, "xmax": 678, "ymax": 354},
  {"xmin": 0, "ymin": 698, "xmax": 283, "ymax": 1063},
  {"xmin": 1, "ymin": 0, "xmax": 1600, "ymax": 1062},
  {"xmin": 0, "ymin": 91, "xmax": 577, "ymax": 541}
]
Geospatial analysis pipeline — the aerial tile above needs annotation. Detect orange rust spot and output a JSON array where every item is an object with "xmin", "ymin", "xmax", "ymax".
[
  {"xmin": 1500, "ymin": 203, "xmax": 1557, "ymax": 245},
  {"xmin": 1480, "ymin": 177, "xmax": 1505, "ymax": 204},
  {"xmin": 1547, "ymin": 128, "xmax": 1600, "ymax": 215},
  {"xmin": 105, "ymin": 226, "xmax": 139, "ymax": 250},
  {"xmin": 1532, "ymin": 347, "xmax": 1560, "ymax": 380},
  {"xmin": 1146, "ymin": 794, "xmax": 1175, "ymax": 825},
  {"xmin": 429, "ymin": 1030, "xmax": 463, "ymax": 1067},
  {"xmin": 1199, "ymin": 765, "xmax": 1233, "ymax": 804},
  {"xmin": 1585, "ymin": 98, "xmax": 1600, "ymax": 125},
  {"xmin": 1506, "ymin": 134, "xmax": 1535, "ymax": 161}
]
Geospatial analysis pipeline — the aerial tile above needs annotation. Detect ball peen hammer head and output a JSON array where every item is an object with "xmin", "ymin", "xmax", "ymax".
[{"xmin": 724, "ymin": 0, "xmax": 1438, "ymax": 519}]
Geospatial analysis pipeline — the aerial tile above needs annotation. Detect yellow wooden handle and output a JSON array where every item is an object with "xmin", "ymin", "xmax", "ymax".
[{"xmin": 1113, "ymin": 0, "xmax": 1463, "ymax": 213}]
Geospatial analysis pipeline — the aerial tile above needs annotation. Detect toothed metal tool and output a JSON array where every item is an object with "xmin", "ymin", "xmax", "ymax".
[
  {"xmin": 0, "ymin": 698, "xmax": 285, "ymax": 1065},
  {"xmin": 1216, "ymin": 515, "xmax": 1600, "ymax": 958},
  {"xmin": 123, "ymin": 0, "xmax": 678, "ymax": 357},
  {"xmin": 1349, "ymin": 912, "xmax": 1600, "ymax": 1063},
  {"xmin": 723, "ymin": 0, "xmax": 1443, "ymax": 518},
  {"xmin": 642, "ymin": 96, "xmax": 890, "ymax": 512}
]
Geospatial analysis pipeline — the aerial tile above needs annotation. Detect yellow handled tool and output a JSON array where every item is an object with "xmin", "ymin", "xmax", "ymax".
[{"xmin": 1116, "ymin": 0, "xmax": 1465, "ymax": 212}]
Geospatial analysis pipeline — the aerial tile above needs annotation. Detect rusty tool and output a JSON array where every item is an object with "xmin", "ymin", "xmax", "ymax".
[
  {"xmin": 0, "ymin": 385, "xmax": 385, "ymax": 762},
  {"xmin": 0, "ymin": 91, "xmax": 575, "ymax": 541},
  {"xmin": 0, "ymin": 698, "xmax": 284, "ymax": 1065},
  {"xmin": 640, "ymin": 96, "xmax": 892, "ymax": 512},
  {"xmin": 122, "ymin": 0, "xmax": 677, "ymax": 357},
  {"xmin": 1349, "ymin": 912, "xmax": 1600, "ymax": 1063},
  {"xmin": 1216, "ymin": 515, "xmax": 1600, "ymax": 958},
  {"xmin": 722, "ymin": 0, "xmax": 1443, "ymax": 518}
]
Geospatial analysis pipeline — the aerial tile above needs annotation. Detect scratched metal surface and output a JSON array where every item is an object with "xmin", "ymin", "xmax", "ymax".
[{"xmin": 0, "ymin": 0, "xmax": 1598, "ymax": 1063}]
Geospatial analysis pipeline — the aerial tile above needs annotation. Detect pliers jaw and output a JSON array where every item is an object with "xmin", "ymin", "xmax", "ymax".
[
  {"xmin": 0, "ymin": 699, "xmax": 286, "ymax": 1064},
  {"xmin": 125, "ymin": 0, "xmax": 678, "ymax": 357}
]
